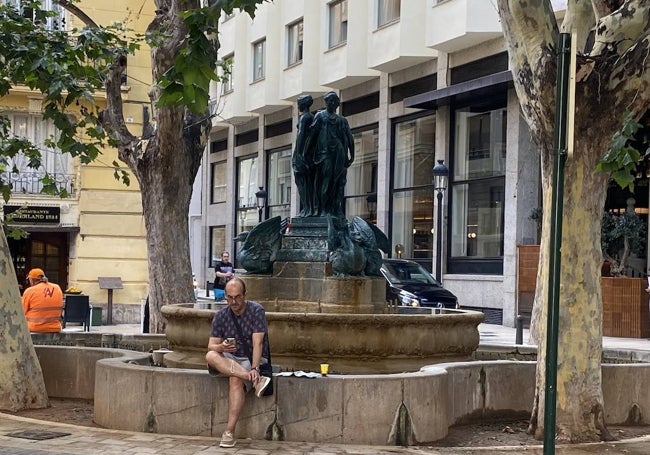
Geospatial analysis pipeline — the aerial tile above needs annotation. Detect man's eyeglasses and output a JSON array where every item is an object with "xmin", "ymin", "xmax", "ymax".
[{"xmin": 226, "ymin": 294, "xmax": 245, "ymax": 302}]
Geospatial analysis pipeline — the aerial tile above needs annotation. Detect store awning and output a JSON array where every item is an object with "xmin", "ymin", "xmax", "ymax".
[{"xmin": 404, "ymin": 70, "xmax": 514, "ymax": 110}]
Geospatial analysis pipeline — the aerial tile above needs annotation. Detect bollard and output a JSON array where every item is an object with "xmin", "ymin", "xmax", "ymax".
[{"xmin": 515, "ymin": 314, "xmax": 524, "ymax": 345}]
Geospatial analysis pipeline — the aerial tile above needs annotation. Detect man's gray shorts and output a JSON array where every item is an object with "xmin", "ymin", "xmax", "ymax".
[{"xmin": 207, "ymin": 353, "xmax": 268, "ymax": 392}]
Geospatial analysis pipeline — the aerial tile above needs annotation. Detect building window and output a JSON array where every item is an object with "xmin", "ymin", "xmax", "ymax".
[
  {"xmin": 220, "ymin": 54, "xmax": 234, "ymax": 94},
  {"xmin": 287, "ymin": 20, "xmax": 304, "ymax": 66},
  {"xmin": 267, "ymin": 148, "xmax": 292, "ymax": 221},
  {"xmin": 252, "ymin": 39, "xmax": 265, "ymax": 82},
  {"xmin": 328, "ymin": 0, "xmax": 348, "ymax": 48},
  {"xmin": 210, "ymin": 226, "xmax": 226, "ymax": 268},
  {"xmin": 377, "ymin": 0, "xmax": 400, "ymax": 27},
  {"xmin": 9, "ymin": 0, "xmax": 66, "ymax": 31},
  {"xmin": 344, "ymin": 127, "xmax": 378, "ymax": 223},
  {"xmin": 236, "ymin": 155, "xmax": 258, "ymax": 234},
  {"xmin": 210, "ymin": 161, "xmax": 227, "ymax": 204},
  {"xmin": 450, "ymin": 104, "xmax": 506, "ymax": 263},
  {"xmin": 391, "ymin": 114, "xmax": 436, "ymax": 265},
  {"xmin": 1, "ymin": 112, "xmax": 74, "ymax": 196}
]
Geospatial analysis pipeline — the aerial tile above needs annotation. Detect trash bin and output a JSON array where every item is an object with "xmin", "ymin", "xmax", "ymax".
[{"xmin": 91, "ymin": 306, "xmax": 103, "ymax": 326}]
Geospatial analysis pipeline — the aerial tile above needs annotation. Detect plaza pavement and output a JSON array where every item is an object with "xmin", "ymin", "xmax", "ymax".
[{"xmin": 3, "ymin": 323, "xmax": 650, "ymax": 454}]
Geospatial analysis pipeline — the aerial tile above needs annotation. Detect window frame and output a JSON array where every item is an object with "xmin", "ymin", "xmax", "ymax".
[
  {"xmin": 210, "ymin": 161, "xmax": 227, "ymax": 204},
  {"xmin": 287, "ymin": 19, "xmax": 304, "ymax": 67},
  {"xmin": 377, "ymin": 0, "xmax": 400, "ymax": 27},
  {"xmin": 446, "ymin": 94, "xmax": 508, "ymax": 275},
  {"xmin": 266, "ymin": 147, "xmax": 292, "ymax": 221},
  {"xmin": 328, "ymin": 0, "xmax": 348, "ymax": 49},
  {"xmin": 235, "ymin": 155, "xmax": 259, "ymax": 235},
  {"xmin": 389, "ymin": 112, "xmax": 436, "ymax": 269},
  {"xmin": 252, "ymin": 39, "xmax": 266, "ymax": 82},
  {"xmin": 344, "ymin": 125, "xmax": 379, "ymax": 223},
  {"xmin": 220, "ymin": 53, "xmax": 234, "ymax": 94}
]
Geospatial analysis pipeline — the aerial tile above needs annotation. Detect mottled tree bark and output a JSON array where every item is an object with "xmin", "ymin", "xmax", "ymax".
[
  {"xmin": 497, "ymin": 0, "xmax": 650, "ymax": 443},
  {"xmin": 100, "ymin": 0, "xmax": 212, "ymax": 333},
  {"xmin": 0, "ymin": 232, "xmax": 49, "ymax": 411}
]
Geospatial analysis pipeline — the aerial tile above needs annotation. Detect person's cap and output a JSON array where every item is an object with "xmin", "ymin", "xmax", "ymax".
[{"xmin": 27, "ymin": 268, "xmax": 45, "ymax": 279}]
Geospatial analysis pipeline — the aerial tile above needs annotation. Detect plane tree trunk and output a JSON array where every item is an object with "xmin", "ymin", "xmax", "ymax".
[
  {"xmin": 0, "ymin": 232, "xmax": 49, "ymax": 411},
  {"xmin": 496, "ymin": 0, "xmax": 650, "ymax": 443},
  {"xmin": 99, "ymin": 0, "xmax": 212, "ymax": 333}
]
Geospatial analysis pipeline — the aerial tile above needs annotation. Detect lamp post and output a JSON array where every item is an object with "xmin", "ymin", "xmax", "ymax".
[
  {"xmin": 432, "ymin": 160, "xmax": 449, "ymax": 282},
  {"xmin": 255, "ymin": 187, "xmax": 267, "ymax": 223}
]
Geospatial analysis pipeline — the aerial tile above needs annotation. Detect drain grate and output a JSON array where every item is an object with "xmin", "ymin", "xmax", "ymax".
[{"xmin": 7, "ymin": 430, "xmax": 71, "ymax": 440}]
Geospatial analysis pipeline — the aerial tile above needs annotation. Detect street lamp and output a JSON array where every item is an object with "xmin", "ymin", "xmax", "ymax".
[
  {"xmin": 255, "ymin": 187, "xmax": 267, "ymax": 223},
  {"xmin": 432, "ymin": 159, "xmax": 449, "ymax": 282}
]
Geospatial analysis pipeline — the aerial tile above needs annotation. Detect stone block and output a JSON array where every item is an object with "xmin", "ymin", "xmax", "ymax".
[
  {"xmin": 151, "ymin": 369, "xmax": 214, "ymax": 436},
  {"xmin": 276, "ymin": 376, "xmax": 344, "ymax": 443},
  {"xmin": 603, "ymin": 364, "xmax": 650, "ymax": 424},
  {"xmin": 483, "ymin": 362, "xmax": 534, "ymax": 413},
  {"xmin": 94, "ymin": 361, "xmax": 154, "ymax": 432},
  {"xmin": 404, "ymin": 372, "xmax": 449, "ymax": 444},
  {"xmin": 341, "ymin": 375, "xmax": 404, "ymax": 444}
]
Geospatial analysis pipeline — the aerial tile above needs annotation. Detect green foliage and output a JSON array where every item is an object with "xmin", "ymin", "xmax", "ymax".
[
  {"xmin": 597, "ymin": 111, "xmax": 650, "ymax": 192},
  {"xmin": 0, "ymin": 0, "xmax": 267, "ymax": 203},
  {"xmin": 601, "ymin": 210, "xmax": 646, "ymax": 276},
  {"xmin": 0, "ymin": 0, "xmax": 137, "ymax": 200},
  {"xmin": 154, "ymin": 0, "xmax": 267, "ymax": 114}
]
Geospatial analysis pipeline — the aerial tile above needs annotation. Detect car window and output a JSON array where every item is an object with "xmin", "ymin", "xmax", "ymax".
[{"xmin": 382, "ymin": 261, "xmax": 441, "ymax": 286}]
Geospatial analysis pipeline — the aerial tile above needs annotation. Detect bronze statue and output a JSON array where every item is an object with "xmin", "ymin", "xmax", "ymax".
[
  {"xmin": 292, "ymin": 95, "xmax": 315, "ymax": 216},
  {"xmin": 293, "ymin": 91, "xmax": 355, "ymax": 218}
]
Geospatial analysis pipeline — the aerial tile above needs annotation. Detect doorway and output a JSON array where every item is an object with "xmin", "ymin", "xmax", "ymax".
[{"xmin": 9, "ymin": 231, "xmax": 69, "ymax": 293}]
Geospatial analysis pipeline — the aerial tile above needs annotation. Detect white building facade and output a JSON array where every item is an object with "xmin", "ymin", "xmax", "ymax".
[{"xmin": 194, "ymin": 0, "xmax": 546, "ymax": 326}]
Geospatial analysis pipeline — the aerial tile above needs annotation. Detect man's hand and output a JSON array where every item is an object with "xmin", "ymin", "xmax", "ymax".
[
  {"xmin": 221, "ymin": 339, "xmax": 237, "ymax": 353},
  {"xmin": 248, "ymin": 368, "xmax": 261, "ymax": 383}
]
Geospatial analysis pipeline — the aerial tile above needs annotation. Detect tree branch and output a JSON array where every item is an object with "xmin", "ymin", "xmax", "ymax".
[
  {"xmin": 562, "ymin": 0, "xmax": 598, "ymax": 51},
  {"xmin": 497, "ymin": 0, "xmax": 558, "ymax": 140},
  {"xmin": 589, "ymin": 0, "xmax": 650, "ymax": 56},
  {"xmin": 54, "ymin": 0, "xmax": 98, "ymax": 28},
  {"xmin": 607, "ymin": 29, "xmax": 650, "ymax": 116}
]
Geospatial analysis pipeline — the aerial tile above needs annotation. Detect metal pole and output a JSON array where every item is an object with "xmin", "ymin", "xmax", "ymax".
[
  {"xmin": 435, "ymin": 190, "xmax": 443, "ymax": 282},
  {"xmin": 543, "ymin": 32, "xmax": 571, "ymax": 454}
]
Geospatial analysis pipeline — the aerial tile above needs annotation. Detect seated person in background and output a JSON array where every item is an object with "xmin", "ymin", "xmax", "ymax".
[{"xmin": 21, "ymin": 268, "xmax": 64, "ymax": 333}]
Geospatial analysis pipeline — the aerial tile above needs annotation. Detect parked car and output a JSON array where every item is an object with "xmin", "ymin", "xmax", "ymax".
[{"xmin": 380, "ymin": 259, "xmax": 459, "ymax": 309}]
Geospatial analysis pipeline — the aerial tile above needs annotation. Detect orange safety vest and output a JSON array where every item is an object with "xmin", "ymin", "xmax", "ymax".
[{"xmin": 22, "ymin": 281, "xmax": 64, "ymax": 333}]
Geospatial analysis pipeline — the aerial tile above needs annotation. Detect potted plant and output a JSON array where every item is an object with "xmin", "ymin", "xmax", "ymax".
[
  {"xmin": 601, "ymin": 209, "xmax": 646, "ymax": 277},
  {"xmin": 600, "ymin": 207, "xmax": 649, "ymax": 337}
]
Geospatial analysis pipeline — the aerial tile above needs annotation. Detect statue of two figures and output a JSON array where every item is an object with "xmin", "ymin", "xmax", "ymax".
[
  {"xmin": 236, "ymin": 92, "xmax": 389, "ymax": 276},
  {"xmin": 293, "ymin": 91, "xmax": 353, "ymax": 218}
]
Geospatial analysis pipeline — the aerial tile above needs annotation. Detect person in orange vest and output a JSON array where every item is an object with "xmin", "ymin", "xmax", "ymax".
[{"xmin": 22, "ymin": 268, "xmax": 64, "ymax": 333}]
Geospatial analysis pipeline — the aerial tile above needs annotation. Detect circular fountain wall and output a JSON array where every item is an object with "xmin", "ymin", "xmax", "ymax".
[{"xmin": 162, "ymin": 303, "xmax": 484, "ymax": 374}]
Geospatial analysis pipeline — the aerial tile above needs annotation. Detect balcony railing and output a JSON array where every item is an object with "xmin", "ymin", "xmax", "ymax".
[{"xmin": 3, "ymin": 171, "xmax": 77, "ymax": 197}]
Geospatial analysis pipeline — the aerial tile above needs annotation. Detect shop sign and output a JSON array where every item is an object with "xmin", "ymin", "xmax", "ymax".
[{"xmin": 4, "ymin": 205, "xmax": 60, "ymax": 224}]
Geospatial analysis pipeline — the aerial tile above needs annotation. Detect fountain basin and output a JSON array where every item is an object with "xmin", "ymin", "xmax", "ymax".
[{"xmin": 162, "ymin": 304, "xmax": 484, "ymax": 374}]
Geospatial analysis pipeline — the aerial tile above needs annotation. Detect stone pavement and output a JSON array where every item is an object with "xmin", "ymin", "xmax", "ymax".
[{"xmin": 2, "ymin": 322, "xmax": 650, "ymax": 454}]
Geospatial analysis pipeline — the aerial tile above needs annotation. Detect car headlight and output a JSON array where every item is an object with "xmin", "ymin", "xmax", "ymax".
[{"xmin": 398, "ymin": 291, "xmax": 420, "ymax": 307}]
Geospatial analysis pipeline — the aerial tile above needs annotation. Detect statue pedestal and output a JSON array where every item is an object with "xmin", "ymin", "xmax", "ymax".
[
  {"xmin": 243, "ymin": 216, "xmax": 386, "ymax": 313},
  {"xmin": 275, "ymin": 217, "xmax": 329, "ymax": 262},
  {"xmin": 244, "ymin": 264, "xmax": 386, "ymax": 314}
]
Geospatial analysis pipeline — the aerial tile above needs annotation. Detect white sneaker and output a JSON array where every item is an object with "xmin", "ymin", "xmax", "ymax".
[
  {"xmin": 254, "ymin": 375, "xmax": 271, "ymax": 398},
  {"xmin": 219, "ymin": 430, "xmax": 236, "ymax": 448}
]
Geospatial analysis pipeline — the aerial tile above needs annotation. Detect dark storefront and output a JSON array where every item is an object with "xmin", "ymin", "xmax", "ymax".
[{"xmin": 4, "ymin": 205, "xmax": 74, "ymax": 293}]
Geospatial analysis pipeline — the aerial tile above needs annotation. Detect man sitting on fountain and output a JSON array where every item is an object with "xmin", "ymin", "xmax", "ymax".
[{"xmin": 205, "ymin": 277, "xmax": 271, "ymax": 448}]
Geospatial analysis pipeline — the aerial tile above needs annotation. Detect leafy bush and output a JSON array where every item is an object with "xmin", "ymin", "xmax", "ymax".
[{"xmin": 601, "ymin": 211, "xmax": 646, "ymax": 276}]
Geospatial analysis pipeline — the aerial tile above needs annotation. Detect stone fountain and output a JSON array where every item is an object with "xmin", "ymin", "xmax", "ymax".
[
  {"xmin": 165, "ymin": 91, "xmax": 484, "ymax": 372},
  {"xmin": 162, "ymin": 215, "xmax": 484, "ymax": 374}
]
